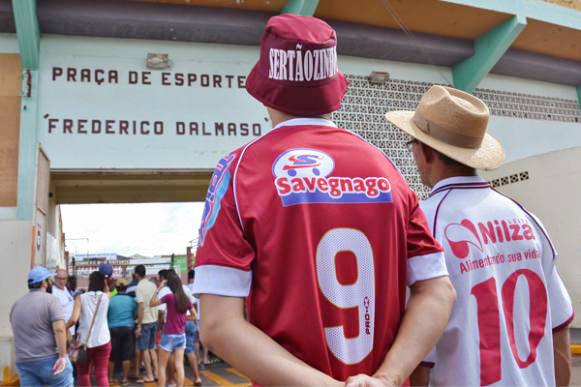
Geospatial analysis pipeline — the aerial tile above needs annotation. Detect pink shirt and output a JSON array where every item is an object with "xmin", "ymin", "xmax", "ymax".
[{"xmin": 160, "ymin": 293, "xmax": 191, "ymax": 335}]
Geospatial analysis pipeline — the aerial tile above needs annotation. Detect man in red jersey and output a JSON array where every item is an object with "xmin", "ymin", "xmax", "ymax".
[{"xmin": 192, "ymin": 14, "xmax": 456, "ymax": 386}]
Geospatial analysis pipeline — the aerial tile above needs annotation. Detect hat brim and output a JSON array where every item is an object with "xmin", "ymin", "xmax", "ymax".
[
  {"xmin": 29, "ymin": 271, "xmax": 56, "ymax": 284},
  {"xmin": 386, "ymin": 111, "xmax": 505, "ymax": 170},
  {"xmin": 246, "ymin": 64, "xmax": 349, "ymax": 117}
]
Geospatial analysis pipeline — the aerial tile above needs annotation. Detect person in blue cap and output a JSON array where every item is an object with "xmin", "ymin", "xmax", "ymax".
[
  {"xmin": 10, "ymin": 266, "xmax": 74, "ymax": 387},
  {"xmin": 99, "ymin": 263, "xmax": 118, "ymax": 297}
]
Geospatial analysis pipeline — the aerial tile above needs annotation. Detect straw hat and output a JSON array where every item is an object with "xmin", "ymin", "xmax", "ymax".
[{"xmin": 386, "ymin": 85, "xmax": 505, "ymax": 170}]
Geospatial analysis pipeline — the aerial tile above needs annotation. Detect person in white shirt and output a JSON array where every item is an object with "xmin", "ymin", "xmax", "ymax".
[
  {"xmin": 52, "ymin": 269, "xmax": 75, "ymax": 336},
  {"xmin": 387, "ymin": 85, "xmax": 574, "ymax": 386},
  {"xmin": 66, "ymin": 271, "xmax": 111, "ymax": 387}
]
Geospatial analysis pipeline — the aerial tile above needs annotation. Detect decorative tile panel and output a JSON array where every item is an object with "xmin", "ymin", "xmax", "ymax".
[{"xmin": 333, "ymin": 75, "xmax": 578, "ymax": 197}]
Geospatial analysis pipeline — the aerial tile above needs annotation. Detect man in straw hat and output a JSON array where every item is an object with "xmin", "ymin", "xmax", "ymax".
[
  {"xmin": 193, "ymin": 13, "xmax": 456, "ymax": 386},
  {"xmin": 387, "ymin": 85, "xmax": 573, "ymax": 386}
]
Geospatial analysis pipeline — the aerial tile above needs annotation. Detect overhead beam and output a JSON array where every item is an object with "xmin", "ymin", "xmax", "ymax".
[
  {"xmin": 10, "ymin": 0, "xmax": 579, "ymax": 86},
  {"xmin": 282, "ymin": 0, "xmax": 319, "ymax": 16},
  {"xmin": 11, "ymin": 0, "xmax": 39, "ymax": 69},
  {"xmin": 453, "ymin": 14, "xmax": 527, "ymax": 92},
  {"xmin": 52, "ymin": 170, "xmax": 213, "ymax": 204},
  {"xmin": 442, "ymin": 0, "xmax": 581, "ymax": 32}
]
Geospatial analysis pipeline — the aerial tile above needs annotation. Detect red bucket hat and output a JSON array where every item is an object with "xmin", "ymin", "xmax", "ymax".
[{"xmin": 246, "ymin": 14, "xmax": 349, "ymax": 117}]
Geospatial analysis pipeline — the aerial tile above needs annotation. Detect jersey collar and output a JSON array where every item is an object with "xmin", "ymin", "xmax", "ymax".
[
  {"xmin": 272, "ymin": 118, "xmax": 337, "ymax": 130},
  {"xmin": 430, "ymin": 176, "xmax": 490, "ymax": 197}
]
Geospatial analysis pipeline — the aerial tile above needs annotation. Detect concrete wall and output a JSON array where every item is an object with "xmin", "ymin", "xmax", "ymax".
[
  {"xmin": 0, "ymin": 34, "xmax": 20, "ymax": 223},
  {"xmin": 37, "ymin": 35, "xmax": 581, "ymax": 170},
  {"xmin": 482, "ymin": 146, "xmax": 581, "ymax": 327},
  {"xmin": 0, "ymin": 220, "xmax": 33, "ymax": 373}
]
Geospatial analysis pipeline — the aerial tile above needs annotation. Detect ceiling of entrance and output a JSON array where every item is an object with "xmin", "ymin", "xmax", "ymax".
[
  {"xmin": 52, "ymin": 171, "xmax": 212, "ymax": 204},
  {"xmin": 133, "ymin": 0, "xmax": 581, "ymax": 61}
]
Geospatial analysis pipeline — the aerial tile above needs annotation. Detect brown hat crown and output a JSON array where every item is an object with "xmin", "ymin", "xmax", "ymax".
[{"xmin": 412, "ymin": 86, "xmax": 490, "ymax": 149}]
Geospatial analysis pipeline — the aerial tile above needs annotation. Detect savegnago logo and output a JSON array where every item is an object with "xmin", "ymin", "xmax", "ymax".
[
  {"xmin": 444, "ymin": 217, "xmax": 536, "ymax": 259},
  {"xmin": 272, "ymin": 148, "xmax": 392, "ymax": 206}
]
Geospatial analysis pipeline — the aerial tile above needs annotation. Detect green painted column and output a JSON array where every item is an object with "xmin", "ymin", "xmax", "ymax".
[
  {"xmin": 12, "ymin": 0, "xmax": 41, "ymax": 220},
  {"xmin": 577, "ymin": 85, "xmax": 581, "ymax": 112},
  {"xmin": 282, "ymin": 0, "xmax": 320, "ymax": 16},
  {"xmin": 12, "ymin": 0, "xmax": 39, "ymax": 70},
  {"xmin": 453, "ymin": 14, "xmax": 527, "ymax": 93},
  {"xmin": 16, "ymin": 71, "xmax": 39, "ymax": 220}
]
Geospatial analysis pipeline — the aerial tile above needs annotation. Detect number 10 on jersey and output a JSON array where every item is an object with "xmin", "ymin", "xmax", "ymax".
[
  {"xmin": 316, "ymin": 228, "xmax": 376, "ymax": 365},
  {"xmin": 472, "ymin": 269, "xmax": 548, "ymax": 385}
]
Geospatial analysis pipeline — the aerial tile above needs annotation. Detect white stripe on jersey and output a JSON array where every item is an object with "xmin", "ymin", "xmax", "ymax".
[
  {"xmin": 407, "ymin": 251, "xmax": 447, "ymax": 286},
  {"xmin": 193, "ymin": 265, "xmax": 252, "ymax": 297}
]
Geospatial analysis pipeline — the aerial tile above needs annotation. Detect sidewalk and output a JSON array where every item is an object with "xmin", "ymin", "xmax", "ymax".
[{"xmin": 111, "ymin": 360, "xmax": 250, "ymax": 387}]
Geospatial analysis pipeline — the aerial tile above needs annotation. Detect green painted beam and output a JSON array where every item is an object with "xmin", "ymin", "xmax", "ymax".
[
  {"xmin": 13, "ymin": 1, "xmax": 41, "ymax": 219},
  {"xmin": 442, "ymin": 0, "xmax": 581, "ymax": 31},
  {"xmin": 453, "ymin": 14, "xmax": 527, "ymax": 92},
  {"xmin": 282, "ymin": 0, "xmax": 320, "ymax": 16},
  {"xmin": 577, "ymin": 85, "xmax": 581, "ymax": 112},
  {"xmin": 442, "ymin": 0, "xmax": 581, "ymax": 30},
  {"xmin": 12, "ymin": 0, "xmax": 40, "ymax": 70}
]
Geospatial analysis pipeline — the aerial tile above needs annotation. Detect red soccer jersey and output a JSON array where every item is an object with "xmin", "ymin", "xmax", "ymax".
[{"xmin": 193, "ymin": 118, "xmax": 446, "ymax": 380}]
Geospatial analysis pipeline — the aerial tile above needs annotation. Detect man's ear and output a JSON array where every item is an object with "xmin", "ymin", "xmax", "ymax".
[{"xmin": 419, "ymin": 142, "xmax": 436, "ymax": 164}]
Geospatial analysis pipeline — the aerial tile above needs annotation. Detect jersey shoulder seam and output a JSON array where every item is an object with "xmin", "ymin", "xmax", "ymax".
[{"xmin": 432, "ymin": 189, "xmax": 454, "ymax": 240}]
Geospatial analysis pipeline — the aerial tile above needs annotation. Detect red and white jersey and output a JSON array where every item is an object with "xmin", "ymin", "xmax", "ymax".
[
  {"xmin": 193, "ymin": 118, "xmax": 447, "ymax": 380},
  {"xmin": 421, "ymin": 176, "xmax": 574, "ymax": 386}
]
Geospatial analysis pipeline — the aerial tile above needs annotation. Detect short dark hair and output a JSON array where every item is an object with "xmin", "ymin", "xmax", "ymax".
[
  {"xmin": 188, "ymin": 269, "xmax": 195, "ymax": 280},
  {"xmin": 88, "ymin": 271, "xmax": 106, "ymax": 292},
  {"xmin": 28, "ymin": 280, "xmax": 43, "ymax": 290},
  {"xmin": 434, "ymin": 149, "xmax": 463, "ymax": 166},
  {"xmin": 134, "ymin": 265, "xmax": 146, "ymax": 278},
  {"xmin": 116, "ymin": 282, "xmax": 128, "ymax": 293},
  {"xmin": 426, "ymin": 144, "xmax": 476, "ymax": 172},
  {"xmin": 158, "ymin": 269, "xmax": 169, "ymax": 280},
  {"xmin": 67, "ymin": 275, "xmax": 77, "ymax": 291}
]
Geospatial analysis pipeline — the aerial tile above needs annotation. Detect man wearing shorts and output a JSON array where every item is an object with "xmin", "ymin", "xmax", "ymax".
[
  {"xmin": 193, "ymin": 14, "xmax": 457, "ymax": 386},
  {"xmin": 134, "ymin": 265, "xmax": 158, "ymax": 383},
  {"xmin": 386, "ymin": 85, "xmax": 574, "ymax": 386}
]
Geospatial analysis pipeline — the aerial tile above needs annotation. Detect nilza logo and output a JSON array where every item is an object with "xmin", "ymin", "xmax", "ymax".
[
  {"xmin": 444, "ymin": 218, "xmax": 536, "ymax": 259},
  {"xmin": 199, "ymin": 154, "xmax": 235, "ymax": 246},
  {"xmin": 272, "ymin": 148, "xmax": 392, "ymax": 206}
]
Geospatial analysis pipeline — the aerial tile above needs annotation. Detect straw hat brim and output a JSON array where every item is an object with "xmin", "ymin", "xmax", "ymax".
[{"xmin": 386, "ymin": 111, "xmax": 505, "ymax": 170}]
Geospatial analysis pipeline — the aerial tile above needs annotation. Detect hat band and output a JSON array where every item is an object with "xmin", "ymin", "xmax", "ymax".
[{"xmin": 412, "ymin": 112, "xmax": 483, "ymax": 149}]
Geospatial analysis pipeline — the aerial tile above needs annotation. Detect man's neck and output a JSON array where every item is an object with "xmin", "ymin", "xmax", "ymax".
[
  {"xmin": 429, "ymin": 164, "xmax": 477, "ymax": 188},
  {"xmin": 267, "ymin": 108, "xmax": 331, "ymax": 128}
]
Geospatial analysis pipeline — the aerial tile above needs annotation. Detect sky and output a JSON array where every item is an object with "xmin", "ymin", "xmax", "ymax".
[{"xmin": 60, "ymin": 202, "xmax": 205, "ymax": 257}]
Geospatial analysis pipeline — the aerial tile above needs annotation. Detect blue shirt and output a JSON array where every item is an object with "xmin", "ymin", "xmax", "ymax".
[{"xmin": 107, "ymin": 294, "xmax": 136, "ymax": 329}]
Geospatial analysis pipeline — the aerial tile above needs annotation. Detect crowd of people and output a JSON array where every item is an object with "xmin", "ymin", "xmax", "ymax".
[{"xmin": 10, "ymin": 264, "xmax": 208, "ymax": 387}]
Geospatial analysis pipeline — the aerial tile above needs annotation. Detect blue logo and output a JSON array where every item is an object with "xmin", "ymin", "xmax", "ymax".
[
  {"xmin": 273, "ymin": 148, "xmax": 393, "ymax": 206},
  {"xmin": 199, "ymin": 154, "xmax": 235, "ymax": 246}
]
